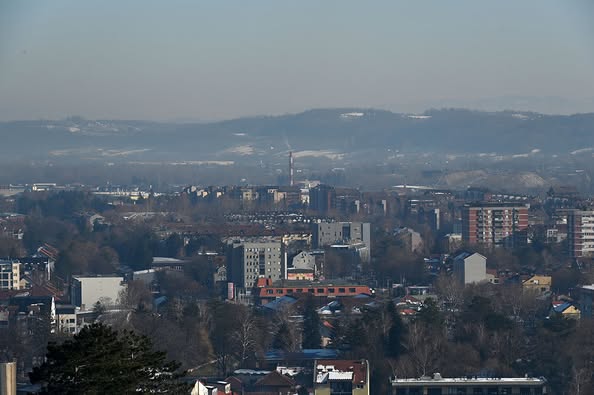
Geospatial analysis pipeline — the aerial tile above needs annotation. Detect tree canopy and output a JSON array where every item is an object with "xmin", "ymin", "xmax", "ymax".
[{"xmin": 30, "ymin": 323, "xmax": 187, "ymax": 394}]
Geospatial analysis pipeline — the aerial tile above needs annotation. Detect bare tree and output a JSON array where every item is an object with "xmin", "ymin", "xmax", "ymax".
[
  {"xmin": 233, "ymin": 312, "xmax": 257, "ymax": 365},
  {"xmin": 434, "ymin": 274, "xmax": 464, "ymax": 313},
  {"xmin": 407, "ymin": 322, "xmax": 443, "ymax": 377}
]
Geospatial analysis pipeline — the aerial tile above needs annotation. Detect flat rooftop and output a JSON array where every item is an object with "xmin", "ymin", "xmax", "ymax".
[{"xmin": 392, "ymin": 377, "xmax": 546, "ymax": 386}]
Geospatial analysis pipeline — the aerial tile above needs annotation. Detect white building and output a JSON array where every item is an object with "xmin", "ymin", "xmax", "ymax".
[
  {"xmin": 292, "ymin": 251, "xmax": 316, "ymax": 271},
  {"xmin": 453, "ymin": 252, "xmax": 487, "ymax": 285},
  {"xmin": 567, "ymin": 210, "xmax": 594, "ymax": 258},
  {"xmin": 0, "ymin": 260, "xmax": 20, "ymax": 290},
  {"xmin": 71, "ymin": 275, "xmax": 126, "ymax": 310}
]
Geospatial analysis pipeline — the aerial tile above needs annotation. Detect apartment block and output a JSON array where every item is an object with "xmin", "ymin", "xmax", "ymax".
[
  {"xmin": 227, "ymin": 238, "xmax": 285, "ymax": 293},
  {"xmin": 462, "ymin": 203, "xmax": 529, "ymax": 248},
  {"xmin": 567, "ymin": 210, "xmax": 594, "ymax": 258}
]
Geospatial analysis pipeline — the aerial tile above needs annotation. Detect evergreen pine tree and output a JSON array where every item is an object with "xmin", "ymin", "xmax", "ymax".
[
  {"xmin": 30, "ymin": 323, "xmax": 187, "ymax": 394},
  {"xmin": 301, "ymin": 295, "xmax": 321, "ymax": 349}
]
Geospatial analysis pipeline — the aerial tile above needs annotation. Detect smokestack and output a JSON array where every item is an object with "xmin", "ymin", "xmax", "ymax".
[{"xmin": 289, "ymin": 151, "xmax": 294, "ymax": 186}]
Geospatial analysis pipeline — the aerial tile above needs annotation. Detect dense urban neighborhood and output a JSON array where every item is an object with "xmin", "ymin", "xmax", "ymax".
[{"xmin": 0, "ymin": 179, "xmax": 593, "ymax": 394}]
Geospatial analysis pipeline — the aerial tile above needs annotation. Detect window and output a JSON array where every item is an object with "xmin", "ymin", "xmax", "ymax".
[
  {"xmin": 266, "ymin": 289, "xmax": 273, "ymax": 294},
  {"xmin": 349, "ymin": 287, "xmax": 356, "ymax": 293},
  {"xmin": 317, "ymin": 288, "xmax": 324, "ymax": 293},
  {"xmin": 308, "ymin": 289, "xmax": 314, "ymax": 293},
  {"xmin": 338, "ymin": 287, "xmax": 346, "ymax": 293},
  {"xmin": 276, "ymin": 289, "xmax": 283, "ymax": 294},
  {"xmin": 296, "ymin": 288, "xmax": 303, "ymax": 292},
  {"xmin": 328, "ymin": 288, "xmax": 335, "ymax": 293}
]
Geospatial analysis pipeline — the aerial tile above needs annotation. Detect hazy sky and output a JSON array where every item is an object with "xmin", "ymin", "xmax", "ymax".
[{"xmin": 1, "ymin": 1, "xmax": 594, "ymax": 120}]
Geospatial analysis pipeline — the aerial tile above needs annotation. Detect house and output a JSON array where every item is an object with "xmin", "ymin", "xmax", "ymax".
[
  {"xmin": 252, "ymin": 370, "xmax": 297, "ymax": 394},
  {"xmin": 190, "ymin": 380, "xmax": 221, "ymax": 395},
  {"xmin": 314, "ymin": 359, "xmax": 369, "ymax": 395},
  {"xmin": 292, "ymin": 251, "xmax": 316, "ymax": 271},
  {"xmin": 522, "ymin": 275, "xmax": 552, "ymax": 294},
  {"xmin": 453, "ymin": 252, "xmax": 487, "ymax": 285},
  {"xmin": 550, "ymin": 302, "xmax": 580, "ymax": 319},
  {"xmin": 485, "ymin": 269, "xmax": 499, "ymax": 284}
]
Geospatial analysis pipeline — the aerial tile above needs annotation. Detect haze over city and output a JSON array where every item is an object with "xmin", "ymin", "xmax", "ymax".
[
  {"xmin": 1, "ymin": 0, "xmax": 594, "ymax": 121},
  {"xmin": 3, "ymin": 3, "xmax": 594, "ymax": 395}
]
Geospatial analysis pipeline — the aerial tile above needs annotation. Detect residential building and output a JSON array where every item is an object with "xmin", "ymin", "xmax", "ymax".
[
  {"xmin": 292, "ymin": 251, "xmax": 317, "ymax": 271},
  {"xmin": 314, "ymin": 359, "xmax": 370, "ymax": 395},
  {"xmin": 312, "ymin": 222, "xmax": 371, "ymax": 262},
  {"xmin": 313, "ymin": 222, "xmax": 371, "ymax": 249},
  {"xmin": 461, "ymin": 203, "xmax": 529, "ymax": 248},
  {"xmin": 0, "ymin": 260, "xmax": 20, "ymax": 290},
  {"xmin": 71, "ymin": 275, "xmax": 125, "ymax": 311},
  {"xmin": 567, "ymin": 210, "xmax": 594, "ymax": 258},
  {"xmin": 287, "ymin": 268, "xmax": 315, "ymax": 281},
  {"xmin": 453, "ymin": 252, "xmax": 487, "ymax": 285},
  {"xmin": 309, "ymin": 184, "xmax": 336, "ymax": 213},
  {"xmin": 522, "ymin": 275, "xmax": 552, "ymax": 294},
  {"xmin": 391, "ymin": 374, "xmax": 547, "ymax": 395},
  {"xmin": 550, "ymin": 302, "xmax": 580, "ymax": 320},
  {"xmin": 394, "ymin": 227, "xmax": 423, "ymax": 253},
  {"xmin": 226, "ymin": 238, "xmax": 285, "ymax": 294},
  {"xmin": 55, "ymin": 304, "xmax": 78, "ymax": 334},
  {"xmin": 580, "ymin": 285, "xmax": 594, "ymax": 318}
]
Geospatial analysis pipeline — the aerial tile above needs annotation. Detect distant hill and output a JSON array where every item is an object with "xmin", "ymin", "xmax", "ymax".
[{"xmin": 2, "ymin": 108, "xmax": 594, "ymax": 163}]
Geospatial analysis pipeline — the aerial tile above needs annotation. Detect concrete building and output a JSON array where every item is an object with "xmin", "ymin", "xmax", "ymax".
[
  {"xmin": 394, "ymin": 227, "xmax": 423, "ymax": 253},
  {"xmin": 0, "ymin": 261, "xmax": 20, "ymax": 290},
  {"xmin": 71, "ymin": 275, "xmax": 125, "ymax": 311},
  {"xmin": 453, "ymin": 252, "xmax": 487, "ymax": 285},
  {"xmin": 55, "ymin": 304, "xmax": 78, "ymax": 334},
  {"xmin": 314, "ymin": 359, "xmax": 369, "ymax": 395},
  {"xmin": 312, "ymin": 222, "xmax": 371, "ymax": 256},
  {"xmin": 391, "ymin": 374, "xmax": 547, "ymax": 395},
  {"xmin": 462, "ymin": 203, "xmax": 529, "ymax": 248},
  {"xmin": 227, "ymin": 239, "xmax": 285, "ymax": 293},
  {"xmin": 567, "ymin": 210, "xmax": 594, "ymax": 258},
  {"xmin": 309, "ymin": 184, "xmax": 336, "ymax": 213}
]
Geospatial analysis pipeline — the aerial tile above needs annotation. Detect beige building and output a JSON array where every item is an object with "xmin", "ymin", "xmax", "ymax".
[
  {"xmin": 522, "ymin": 275, "xmax": 552, "ymax": 294},
  {"xmin": 314, "ymin": 359, "xmax": 369, "ymax": 395},
  {"xmin": 71, "ymin": 275, "xmax": 125, "ymax": 311},
  {"xmin": 0, "ymin": 260, "xmax": 20, "ymax": 290}
]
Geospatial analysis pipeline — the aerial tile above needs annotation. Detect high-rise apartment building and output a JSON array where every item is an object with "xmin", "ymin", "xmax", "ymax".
[
  {"xmin": 567, "ymin": 210, "xmax": 594, "ymax": 258},
  {"xmin": 461, "ymin": 203, "xmax": 529, "ymax": 248},
  {"xmin": 227, "ymin": 238, "xmax": 285, "ymax": 292}
]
